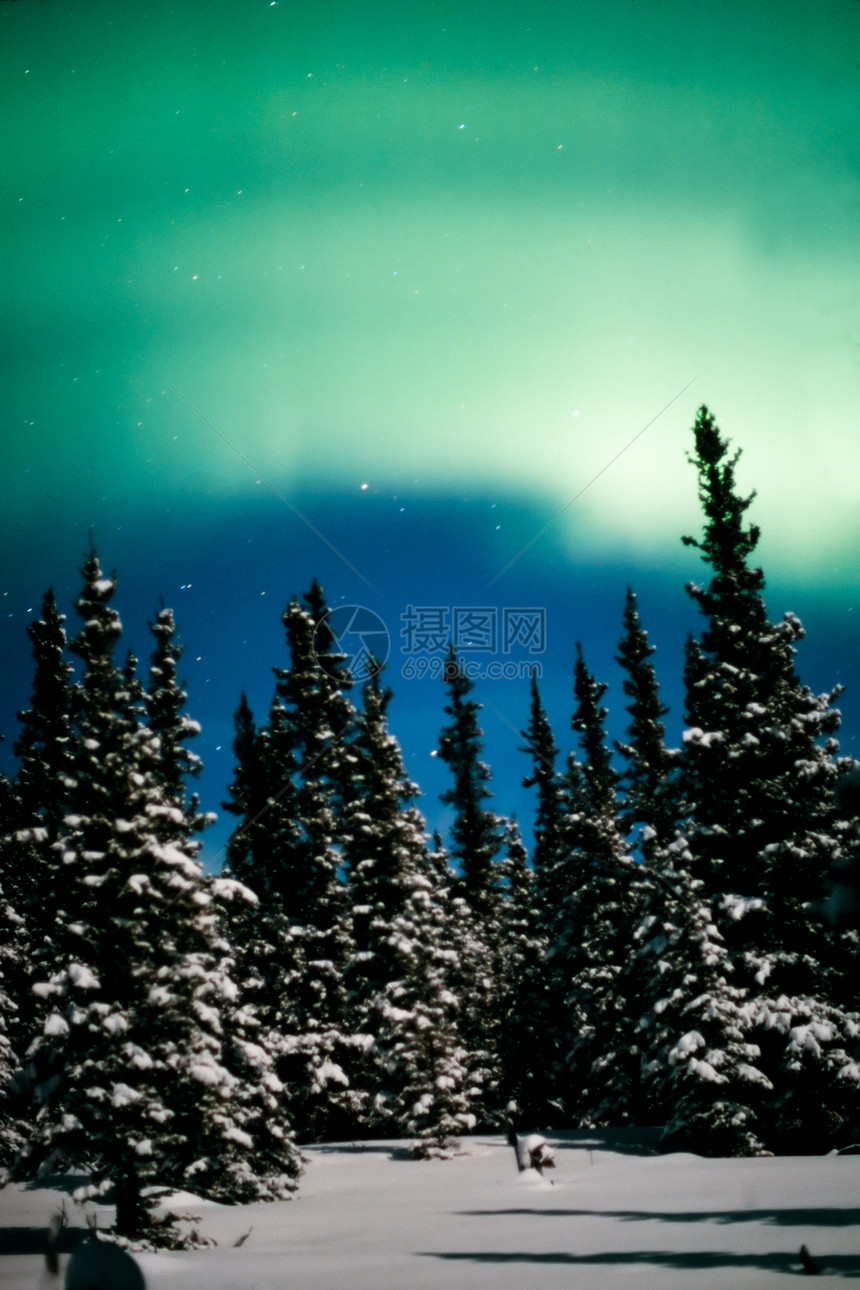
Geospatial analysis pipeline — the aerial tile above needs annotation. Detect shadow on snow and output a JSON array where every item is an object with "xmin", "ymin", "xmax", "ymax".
[
  {"xmin": 417, "ymin": 1249, "xmax": 860, "ymax": 1276},
  {"xmin": 455, "ymin": 1206, "xmax": 860, "ymax": 1227}
]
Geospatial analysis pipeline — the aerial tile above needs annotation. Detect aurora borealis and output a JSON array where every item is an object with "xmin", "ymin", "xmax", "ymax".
[{"xmin": 2, "ymin": 0, "xmax": 859, "ymax": 866}]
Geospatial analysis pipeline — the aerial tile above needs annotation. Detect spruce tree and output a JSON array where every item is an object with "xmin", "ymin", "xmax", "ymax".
[
  {"xmin": 494, "ymin": 818, "xmax": 555, "ymax": 1122},
  {"xmin": 222, "ymin": 688, "xmax": 353, "ymax": 1145},
  {"xmin": 0, "ymin": 769, "xmax": 29, "ymax": 1167},
  {"xmin": 343, "ymin": 673, "xmax": 477, "ymax": 1151},
  {"xmin": 221, "ymin": 695, "xmax": 311, "ymax": 1138},
  {"xmin": 437, "ymin": 651, "xmax": 507, "ymax": 1124},
  {"xmin": 12, "ymin": 556, "xmax": 300, "ymax": 1242},
  {"xmin": 14, "ymin": 590, "xmax": 74, "ymax": 845},
  {"xmin": 223, "ymin": 582, "xmax": 361, "ymax": 1142},
  {"xmin": 558, "ymin": 645, "xmax": 648, "ymax": 1126},
  {"xmin": 637, "ymin": 850, "xmax": 770, "ymax": 1155},
  {"xmin": 145, "ymin": 607, "xmax": 211, "ymax": 840},
  {"xmin": 7, "ymin": 592, "xmax": 75, "ymax": 1046},
  {"xmin": 672, "ymin": 406, "xmax": 858, "ymax": 1150},
  {"xmin": 680, "ymin": 407, "xmax": 842, "ymax": 968},
  {"xmin": 614, "ymin": 588, "xmax": 676, "ymax": 865},
  {"xmin": 438, "ymin": 648, "xmax": 505, "ymax": 920},
  {"xmin": 520, "ymin": 672, "xmax": 569, "ymax": 933},
  {"xmin": 516, "ymin": 676, "xmax": 570, "ymax": 1122}
]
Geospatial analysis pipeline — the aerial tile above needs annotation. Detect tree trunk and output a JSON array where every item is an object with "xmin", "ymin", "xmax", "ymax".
[{"xmin": 114, "ymin": 1161, "xmax": 145, "ymax": 1239}]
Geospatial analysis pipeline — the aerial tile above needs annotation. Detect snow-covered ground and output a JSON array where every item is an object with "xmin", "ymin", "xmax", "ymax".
[{"xmin": 2, "ymin": 1128, "xmax": 859, "ymax": 1288}]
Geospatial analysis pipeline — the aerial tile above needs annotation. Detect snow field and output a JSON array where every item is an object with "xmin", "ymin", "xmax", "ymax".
[{"xmin": 1, "ymin": 1131, "xmax": 859, "ymax": 1289}]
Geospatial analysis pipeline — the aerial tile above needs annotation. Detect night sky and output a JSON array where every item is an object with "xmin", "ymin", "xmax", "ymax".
[{"xmin": 2, "ymin": 0, "xmax": 859, "ymax": 871}]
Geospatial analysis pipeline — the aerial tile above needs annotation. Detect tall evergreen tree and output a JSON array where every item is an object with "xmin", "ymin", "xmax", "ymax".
[
  {"xmin": 557, "ymin": 646, "xmax": 648, "ymax": 1126},
  {"xmin": 669, "ymin": 406, "xmax": 859, "ymax": 1150},
  {"xmin": 520, "ymin": 672, "xmax": 569, "ymax": 931},
  {"xmin": 12, "ymin": 556, "xmax": 300, "ymax": 1241},
  {"xmin": 679, "ymin": 407, "xmax": 842, "ymax": 971},
  {"xmin": 437, "ymin": 651, "xmax": 508, "ymax": 1124},
  {"xmin": 145, "ymin": 607, "xmax": 211, "ymax": 840},
  {"xmin": 516, "ymin": 676, "xmax": 570, "ymax": 1122},
  {"xmin": 13, "ymin": 590, "xmax": 74, "ymax": 844},
  {"xmin": 222, "ymin": 583, "xmax": 362, "ymax": 1142},
  {"xmin": 438, "ymin": 647, "xmax": 506, "ymax": 920},
  {"xmin": 221, "ymin": 695, "xmax": 315, "ymax": 1137},
  {"xmin": 614, "ymin": 588, "xmax": 676, "ymax": 866},
  {"xmin": 637, "ymin": 850, "xmax": 770, "ymax": 1155},
  {"xmin": 0, "ymin": 768, "xmax": 29, "ymax": 1167},
  {"xmin": 343, "ymin": 673, "xmax": 477, "ymax": 1150},
  {"xmin": 272, "ymin": 586, "xmax": 362, "ymax": 1140},
  {"xmin": 7, "ymin": 592, "xmax": 75, "ymax": 1046},
  {"xmin": 494, "ymin": 818, "xmax": 555, "ymax": 1123}
]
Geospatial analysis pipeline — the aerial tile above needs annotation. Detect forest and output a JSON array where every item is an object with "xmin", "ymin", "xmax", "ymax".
[{"xmin": 1, "ymin": 406, "xmax": 858, "ymax": 1246}]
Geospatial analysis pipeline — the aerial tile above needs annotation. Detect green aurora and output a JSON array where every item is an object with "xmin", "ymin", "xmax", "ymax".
[
  {"xmin": 2, "ymin": 0, "xmax": 859, "ymax": 576},
  {"xmin": 2, "ymin": 0, "xmax": 860, "ymax": 862}
]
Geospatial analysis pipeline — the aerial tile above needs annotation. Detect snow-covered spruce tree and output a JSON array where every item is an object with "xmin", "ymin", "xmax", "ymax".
[
  {"xmin": 265, "ymin": 584, "xmax": 363, "ymax": 1140},
  {"xmin": 0, "ymin": 596, "xmax": 73, "ymax": 1154},
  {"xmin": 141, "ymin": 603, "xmax": 302, "ymax": 1205},
  {"xmin": 221, "ymin": 692, "xmax": 324, "ymax": 1142},
  {"xmin": 558, "ymin": 645, "xmax": 650, "ymax": 1127},
  {"xmin": 12, "ymin": 556, "xmax": 300, "ymax": 1242},
  {"xmin": 610, "ymin": 588, "xmax": 685, "ymax": 1123},
  {"xmin": 494, "ymin": 818, "xmax": 556, "ymax": 1124},
  {"xmin": 222, "ymin": 694, "xmax": 305, "ymax": 1017},
  {"xmin": 637, "ymin": 848, "xmax": 770, "ymax": 1155},
  {"xmin": 821, "ymin": 764, "xmax": 860, "ymax": 1011},
  {"xmin": 343, "ymin": 672, "xmax": 478, "ymax": 1152},
  {"xmin": 0, "ymin": 770, "xmax": 29, "ymax": 1168},
  {"xmin": 7, "ymin": 591, "xmax": 76, "ymax": 1046},
  {"xmin": 515, "ymin": 674, "xmax": 571, "ymax": 1123},
  {"xmin": 14, "ymin": 590, "xmax": 75, "ymax": 849},
  {"xmin": 162, "ymin": 874, "xmax": 303, "ymax": 1212},
  {"xmin": 144, "ymin": 607, "xmax": 210, "ymax": 840},
  {"xmin": 680, "ymin": 407, "xmax": 842, "ymax": 977},
  {"xmin": 438, "ymin": 647, "xmax": 506, "ymax": 921},
  {"xmin": 520, "ymin": 673, "xmax": 569, "ymax": 941},
  {"xmin": 343, "ymin": 671, "xmax": 420, "ymax": 1123},
  {"xmin": 677, "ymin": 407, "xmax": 858, "ymax": 1149},
  {"xmin": 614, "ymin": 588, "xmax": 677, "ymax": 866},
  {"xmin": 0, "ymin": 774, "xmax": 29, "ymax": 1089},
  {"xmin": 437, "ymin": 649, "xmax": 508, "ymax": 1125},
  {"xmin": 0, "ymin": 905, "xmax": 26, "ymax": 1170}
]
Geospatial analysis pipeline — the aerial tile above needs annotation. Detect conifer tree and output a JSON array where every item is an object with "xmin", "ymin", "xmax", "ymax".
[
  {"xmin": 494, "ymin": 818, "xmax": 554, "ymax": 1122},
  {"xmin": 0, "ymin": 906, "xmax": 25, "ymax": 1169},
  {"xmin": 14, "ymin": 590, "xmax": 74, "ymax": 845},
  {"xmin": 276, "ymin": 587, "xmax": 354, "ymax": 934},
  {"xmin": 438, "ymin": 648, "xmax": 505, "ymax": 921},
  {"xmin": 145, "ymin": 607, "xmax": 210, "ymax": 840},
  {"xmin": 437, "ymin": 651, "xmax": 507, "ymax": 1124},
  {"xmin": 12, "ymin": 556, "xmax": 300, "ymax": 1242},
  {"xmin": 7, "ymin": 592, "xmax": 75, "ymax": 1045},
  {"xmin": 679, "ymin": 407, "xmax": 842, "ymax": 967},
  {"xmin": 223, "ymin": 582, "xmax": 361, "ymax": 1142},
  {"xmin": 558, "ymin": 646, "xmax": 648, "ymax": 1126},
  {"xmin": 223, "ymin": 693, "xmax": 303, "ymax": 897},
  {"xmin": 516, "ymin": 677, "xmax": 570, "ymax": 1122},
  {"xmin": 221, "ymin": 695, "xmax": 314, "ymax": 1135},
  {"xmin": 343, "ymin": 673, "xmax": 477, "ymax": 1150},
  {"xmin": 671, "ymin": 406, "xmax": 858, "ymax": 1150},
  {"xmin": 0, "ymin": 769, "xmax": 29, "ymax": 1166},
  {"xmin": 614, "ymin": 589, "xmax": 676, "ymax": 865},
  {"xmin": 520, "ymin": 673, "xmax": 569, "ymax": 933},
  {"xmin": 637, "ymin": 850, "xmax": 770, "ymax": 1155}
]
